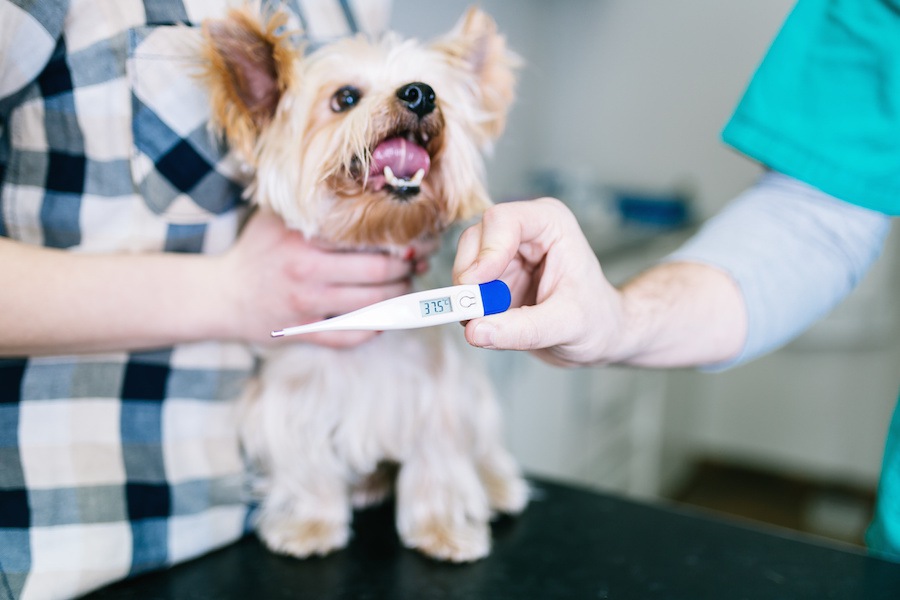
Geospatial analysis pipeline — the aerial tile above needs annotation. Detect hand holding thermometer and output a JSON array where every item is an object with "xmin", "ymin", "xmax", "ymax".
[{"xmin": 271, "ymin": 280, "xmax": 511, "ymax": 338}]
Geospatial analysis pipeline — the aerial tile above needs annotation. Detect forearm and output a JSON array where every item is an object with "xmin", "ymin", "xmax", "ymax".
[
  {"xmin": 618, "ymin": 172, "xmax": 893, "ymax": 370},
  {"xmin": 613, "ymin": 261, "xmax": 746, "ymax": 368},
  {"xmin": 0, "ymin": 239, "xmax": 231, "ymax": 356}
]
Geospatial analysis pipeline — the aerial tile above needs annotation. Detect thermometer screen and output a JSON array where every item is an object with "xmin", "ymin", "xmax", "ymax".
[{"xmin": 419, "ymin": 296, "xmax": 452, "ymax": 317}]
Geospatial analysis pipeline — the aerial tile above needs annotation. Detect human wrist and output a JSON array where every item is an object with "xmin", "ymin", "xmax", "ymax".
[
  {"xmin": 197, "ymin": 252, "xmax": 246, "ymax": 343},
  {"xmin": 611, "ymin": 282, "xmax": 660, "ymax": 366}
]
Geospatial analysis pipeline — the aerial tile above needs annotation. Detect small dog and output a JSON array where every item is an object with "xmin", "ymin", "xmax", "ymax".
[{"xmin": 199, "ymin": 4, "xmax": 527, "ymax": 562}]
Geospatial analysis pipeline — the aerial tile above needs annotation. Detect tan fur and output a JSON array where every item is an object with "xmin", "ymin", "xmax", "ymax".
[
  {"xmin": 200, "ymin": 4, "xmax": 526, "ymax": 562},
  {"xmin": 431, "ymin": 6, "xmax": 521, "ymax": 142},
  {"xmin": 200, "ymin": 4, "xmax": 298, "ymax": 158}
]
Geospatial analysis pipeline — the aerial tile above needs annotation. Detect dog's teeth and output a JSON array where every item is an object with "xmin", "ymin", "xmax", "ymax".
[
  {"xmin": 383, "ymin": 165, "xmax": 423, "ymax": 190},
  {"xmin": 383, "ymin": 165, "xmax": 401, "ymax": 187}
]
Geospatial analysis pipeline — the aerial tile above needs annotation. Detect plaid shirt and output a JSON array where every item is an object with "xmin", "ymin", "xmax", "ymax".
[{"xmin": 0, "ymin": 1, "xmax": 387, "ymax": 598}]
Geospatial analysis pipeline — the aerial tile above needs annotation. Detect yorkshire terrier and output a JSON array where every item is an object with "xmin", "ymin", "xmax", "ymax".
[{"xmin": 199, "ymin": 4, "xmax": 527, "ymax": 562}]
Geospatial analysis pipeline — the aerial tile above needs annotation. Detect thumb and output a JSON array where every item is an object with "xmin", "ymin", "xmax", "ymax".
[{"xmin": 464, "ymin": 304, "xmax": 565, "ymax": 351}]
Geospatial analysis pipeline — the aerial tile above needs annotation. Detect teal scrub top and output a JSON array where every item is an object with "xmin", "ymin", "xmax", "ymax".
[
  {"xmin": 721, "ymin": 0, "xmax": 900, "ymax": 561},
  {"xmin": 722, "ymin": 0, "xmax": 900, "ymax": 215}
]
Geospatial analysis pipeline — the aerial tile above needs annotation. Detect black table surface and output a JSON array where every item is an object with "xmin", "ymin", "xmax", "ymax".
[{"xmin": 86, "ymin": 478, "xmax": 900, "ymax": 599}]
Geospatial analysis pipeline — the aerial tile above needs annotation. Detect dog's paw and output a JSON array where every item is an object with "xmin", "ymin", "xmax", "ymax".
[
  {"xmin": 486, "ymin": 474, "xmax": 530, "ymax": 515},
  {"xmin": 258, "ymin": 518, "xmax": 350, "ymax": 558},
  {"xmin": 402, "ymin": 519, "xmax": 490, "ymax": 563}
]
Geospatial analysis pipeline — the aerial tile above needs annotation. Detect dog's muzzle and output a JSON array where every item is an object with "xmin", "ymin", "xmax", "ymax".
[{"xmin": 362, "ymin": 82, "xmax": 439, "ymax": 198}]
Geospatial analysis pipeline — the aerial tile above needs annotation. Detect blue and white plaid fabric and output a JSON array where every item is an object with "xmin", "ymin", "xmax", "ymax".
[{"xmin": 0, "ymin": 1, "xmax": 387, "ymax": 598}]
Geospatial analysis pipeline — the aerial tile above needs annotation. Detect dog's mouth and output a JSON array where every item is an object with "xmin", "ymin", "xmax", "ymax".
[{"xmin": 364, "ymin": 135, "xmax": 432, "ymax": 198}]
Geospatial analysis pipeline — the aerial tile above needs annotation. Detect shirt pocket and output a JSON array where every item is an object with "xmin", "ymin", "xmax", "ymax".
[{"xmin": 126, "ymin": 24, "xmax": 250, "ymax": 225}]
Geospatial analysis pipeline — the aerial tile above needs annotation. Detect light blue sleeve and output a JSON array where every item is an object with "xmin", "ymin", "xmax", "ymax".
[{"xmin": 666, "ymin": 171, "xmax": 892, "ymax": 370}]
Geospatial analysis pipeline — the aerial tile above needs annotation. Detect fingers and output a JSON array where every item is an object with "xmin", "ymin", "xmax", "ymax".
[
  {"xmin": 453, "ymin": 198, "xmax": 569, "ymax": 285},
  {"xmin": 249, "ymin": 210, "xmax": 421, "ymax": 286},
  {"xmin": 292, "ymin": 279, "xmax": 412, "ymax": 320},
  {"xmin": 452, "ymin": 222, "xmax": 484, "ymax": 283},
  {"xmin": 265, "ymin": 327, "xmax": 383, "ymax": 349},
  {"xmin": 452, "ymin": 197, "xmax": 615, "ymax": 365},
  {"xmin": 453, "ymin": 207, "xmax": 523, "ymax": 285},
  {"xmin": 233, "ymin": 210, "xmax": 437, "ymax": 349},
  {"xmin": 289, "ymin": 243, "xmax": 418, "ymax": 286},
  {"xmin": 298, "ymin": 329, "xmax": 383, "ymax": 349}
]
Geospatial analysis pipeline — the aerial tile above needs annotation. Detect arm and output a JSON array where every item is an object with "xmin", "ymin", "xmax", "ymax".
[
  {"xmin": 452, "ymin": 197, "xmax": 745, "ymax": 368},
  {"xmin": 0, "ymin": 209, "xmax": 420, "ymax": 356},
  {"xmin": 453, "ymin": 173, "xmax": 891, "ymax": 369},
  {"xmin": 666, "ymin": 171, "xmax": 891, "ymax": 367}
]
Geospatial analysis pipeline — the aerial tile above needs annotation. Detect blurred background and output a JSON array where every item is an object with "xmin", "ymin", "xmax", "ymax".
[{"xmin": 391, "ymin": 0, "xmax": 900, "ymax": 548}]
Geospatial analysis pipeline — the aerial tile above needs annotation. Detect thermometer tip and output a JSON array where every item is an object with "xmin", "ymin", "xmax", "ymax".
[{"xmin": 270, "ymin": 330, "xmax": 285, "ymax": 338}]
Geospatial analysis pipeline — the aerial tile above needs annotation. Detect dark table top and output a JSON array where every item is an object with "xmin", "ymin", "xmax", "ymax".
[{"xmin": 86, "ymin": 478, "xmax": 900, "ymax": 599}]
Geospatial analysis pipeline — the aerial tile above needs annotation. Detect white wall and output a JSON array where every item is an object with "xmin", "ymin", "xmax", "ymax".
[{"xmin": 391, "ymin": 0, "xmax": 795, "ymax": 216}]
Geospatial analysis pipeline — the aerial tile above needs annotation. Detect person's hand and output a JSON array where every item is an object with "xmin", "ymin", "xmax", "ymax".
[
  {"xmin": 453, "ymin": 198, "xmax": 625, "ymax": 367},
  {"xmin": 218, "ymin": 209, "xmax": 426, "ymax": 347}
]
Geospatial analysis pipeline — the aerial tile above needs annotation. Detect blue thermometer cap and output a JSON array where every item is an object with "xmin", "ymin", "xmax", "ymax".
[{"xmin": 478, "ymin": 280, "xmax": 512, "ymax": 316}]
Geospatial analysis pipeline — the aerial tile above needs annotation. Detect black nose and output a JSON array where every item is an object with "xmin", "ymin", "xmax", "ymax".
[{"xmin": 396, "ymin": 82, "xmax": 436, "ymax": 118}]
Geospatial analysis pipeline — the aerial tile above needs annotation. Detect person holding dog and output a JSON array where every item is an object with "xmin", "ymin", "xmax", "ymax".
[
  {"xmin": 0, "ymin": 1, "xmax": 402, "ymax": 599},
  {"xmin": 454, "ymin": 0, "xmax": 900, "ymax": 562}
]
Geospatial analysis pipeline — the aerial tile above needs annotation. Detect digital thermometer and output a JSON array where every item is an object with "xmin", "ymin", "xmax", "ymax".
[{"xmin": 271, "ymin": 280, "xmax": 511, "ymax": 338}]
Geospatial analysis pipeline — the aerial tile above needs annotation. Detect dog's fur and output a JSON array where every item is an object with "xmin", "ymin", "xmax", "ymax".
[{"xmin": 200, "ymin": 4, "xmax": 527, "ymax": 562}]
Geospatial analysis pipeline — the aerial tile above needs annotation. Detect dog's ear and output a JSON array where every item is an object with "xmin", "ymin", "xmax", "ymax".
[
  {"xmin": 200, "ymin": 5, "xmax": 299, "ymax": 158},
  {"xmin": 432, "ymin": 7, "xmax": 520, "ymax": 142}
]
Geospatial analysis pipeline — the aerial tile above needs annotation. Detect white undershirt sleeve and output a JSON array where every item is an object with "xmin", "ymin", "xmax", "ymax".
[{"xmin": 666, "ymin": 171, "xmax": 892, "ymax": 370}]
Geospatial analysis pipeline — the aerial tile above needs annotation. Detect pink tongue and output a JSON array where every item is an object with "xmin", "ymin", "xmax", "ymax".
[{"xmin": 369, "ymin": 137, "xmax": 431, "ymax": 180}]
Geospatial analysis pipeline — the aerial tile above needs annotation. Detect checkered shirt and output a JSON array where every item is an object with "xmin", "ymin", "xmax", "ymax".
[{"xmin": 0, "ymin": 1, "xmax": 387, "ymax": 599}]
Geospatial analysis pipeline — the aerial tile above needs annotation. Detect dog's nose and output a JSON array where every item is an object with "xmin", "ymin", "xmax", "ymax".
[{"xmin": 396, "ymin": 82, "xmax": 436, "ymax": 118}]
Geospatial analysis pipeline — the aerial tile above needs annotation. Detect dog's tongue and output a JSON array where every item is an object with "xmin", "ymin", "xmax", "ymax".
[{"xmin": 368, "ymin": 137, "xmax": 431, "ymax": 188}]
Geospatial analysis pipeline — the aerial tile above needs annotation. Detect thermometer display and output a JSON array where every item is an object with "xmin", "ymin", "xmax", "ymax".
[{"xmin": 419, "ymin": 296, "xmax": 452, "ymax": 317}]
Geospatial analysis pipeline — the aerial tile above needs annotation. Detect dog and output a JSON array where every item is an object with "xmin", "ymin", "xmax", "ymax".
[{"xmin": 199, "ymin": 4, "xmax": 527, "ymax": 562}]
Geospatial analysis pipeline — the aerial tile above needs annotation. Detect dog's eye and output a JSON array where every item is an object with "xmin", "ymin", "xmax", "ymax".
[{"xmin": 331, "ymin": 86, "xmax": 362, "ymax": 113}]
